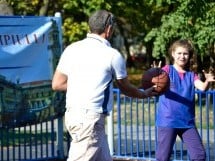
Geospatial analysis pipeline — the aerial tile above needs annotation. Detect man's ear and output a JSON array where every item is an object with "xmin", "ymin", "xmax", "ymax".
[{"xmin": 105, "ymin": 25, "xmax": 113, "ymax": 40}]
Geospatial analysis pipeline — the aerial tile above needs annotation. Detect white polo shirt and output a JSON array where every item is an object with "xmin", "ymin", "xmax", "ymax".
[{"xmin": 56, "ymin": 33, "xmax": 127, "ymax": 114}]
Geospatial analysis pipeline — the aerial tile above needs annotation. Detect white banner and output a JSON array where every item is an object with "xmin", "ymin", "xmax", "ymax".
[{"xmin": 0, "ymin": 15, "xmax": 62, "ymax": 84}]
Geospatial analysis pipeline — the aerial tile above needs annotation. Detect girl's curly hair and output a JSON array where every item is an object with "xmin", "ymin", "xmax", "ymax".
[{"xmin": 168, "ymin": 39, "xmax": 197, "ymax": 72}]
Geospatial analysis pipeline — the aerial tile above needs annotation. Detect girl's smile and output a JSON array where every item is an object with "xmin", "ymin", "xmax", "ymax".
[{"xmin": 172, "ymin": 46, "xmax": 189, "ymax": 69}]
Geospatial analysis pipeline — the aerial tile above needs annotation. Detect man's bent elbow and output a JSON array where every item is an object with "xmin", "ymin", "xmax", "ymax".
[
  {"xmin": 52, "ymin": 82, "xmax": 58, "ymax": 91},
  {"xmin": 52, "ymin": 81, "xmax": 67, "ymax": 91},
  {"xmin": 51, "ymin": 72, "xmax": 67, "ymax": 91}
]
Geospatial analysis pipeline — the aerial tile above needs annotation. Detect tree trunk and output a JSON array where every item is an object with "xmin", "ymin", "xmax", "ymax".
[
  {"xmin": 0, "ymin": 1, "xmax": 13, "ymax": 15},
  {"xmin": 39, "ymin": 0, "xmax": 50, "ymax": 16}
]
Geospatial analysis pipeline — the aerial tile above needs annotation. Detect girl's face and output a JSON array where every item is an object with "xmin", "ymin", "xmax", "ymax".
[{"xmin": 172, "ymin": 46, "xmax": 189, "ymax": 68}]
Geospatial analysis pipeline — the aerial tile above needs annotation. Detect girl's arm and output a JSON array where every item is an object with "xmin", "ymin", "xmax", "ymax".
[{"xmin": 194, "ymin": 72, "xmax": 215, "ymax": 91}]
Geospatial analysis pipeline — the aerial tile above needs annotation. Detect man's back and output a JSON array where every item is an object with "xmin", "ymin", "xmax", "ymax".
[{"xmin": 57, "ymin": 33, "xmax": 127, "ymax": 113}]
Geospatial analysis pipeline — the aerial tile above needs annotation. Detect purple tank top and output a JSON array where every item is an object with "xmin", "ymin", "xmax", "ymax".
[{"xmin": 156, "ymin": 65, "xmax": 196, "ymax": 128}]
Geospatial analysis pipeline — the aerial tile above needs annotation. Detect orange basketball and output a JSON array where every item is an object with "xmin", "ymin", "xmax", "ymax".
[{"xmin": 141, "ymin": 68, "xmax": 170, "ymax": 95}]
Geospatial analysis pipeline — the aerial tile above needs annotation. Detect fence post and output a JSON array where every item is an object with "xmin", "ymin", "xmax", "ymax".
[
  {"xmin": 54, "ymin": 12, "xmax": 64, "ymax": 159},
  {"xmin": 57, "ymin": 117, "xmax": 64, "ymax": 158},
  {"xmin": 107, "ymin": 111, "xmax": 114, "ymax": 155}
]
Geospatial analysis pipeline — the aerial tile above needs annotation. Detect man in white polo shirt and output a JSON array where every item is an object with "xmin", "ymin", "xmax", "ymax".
[{"xmin": 52, "ymin": 9, "xmax": 157, "ymax": 161}]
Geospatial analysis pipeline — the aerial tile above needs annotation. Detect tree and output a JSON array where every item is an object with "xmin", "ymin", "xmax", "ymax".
[
  {"xmin": 6, "ymin": 0, "xmax": 168, "ymax": 68},
  {"xmin": 6, "ymin": 0, "xmax": 109, "ymax": 45},
  {"xmin": 144, "ymin": 0, "xmax": 215, "ymax": 72},
  {"xmin": 6, "ymin": 0, "xmax": 215, "ymax": 71},
  {"xmin": 0, "ymin": 1, "xmax": 13, "ymax": 15}
]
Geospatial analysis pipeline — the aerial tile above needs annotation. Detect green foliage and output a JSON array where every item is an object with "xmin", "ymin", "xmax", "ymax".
[
  {"xmin": 6, "ymin": 0, "xmax": 215, "ymax": 70},
  {"xmin": 145, "ymin": 12, "xmax": 194, "ymax": 58},
  {"xmin": 144, "ymin": 0, "xmax": 215, "ymax": 64},
  {"xmin": 63, "ymin": 18, "xmax": 88, "ymax": 44},
  {"xmin": 194, "ymin": 3, "xmax": 215, "ymax": 57},
  {"xmin": 6, "ymin": 0, "xmax": 112, "ymax": 46},
  {"xmin": 60, "ymin": 0, "xmax": 112, "ymax": 45},
  {"xmin": 6, "ymin": 0, "xmax": 52, "ymax": 16}
]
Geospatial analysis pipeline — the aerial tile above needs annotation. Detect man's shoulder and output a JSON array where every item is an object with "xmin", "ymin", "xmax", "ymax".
[{"xmin": 65, "ymin": 39, "xmax": 86, "ymax": 49}]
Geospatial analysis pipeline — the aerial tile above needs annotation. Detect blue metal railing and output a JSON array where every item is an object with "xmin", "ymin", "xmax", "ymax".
[
  {"xmin": 0, "ymin": 120, "xmax": 64, "ymax": 161},
  {"xmin": 0, "ymin": 89, "xmax": 214, "ymax": 161},
  {"xmin": 111, "ymin": 89, "xmax": 215, "ymax": 161}
]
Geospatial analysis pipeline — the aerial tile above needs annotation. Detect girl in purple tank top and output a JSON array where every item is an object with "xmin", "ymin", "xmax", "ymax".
[{"xmin": 155, "ymin": 39, "xmax": 215, "ymax": 161}]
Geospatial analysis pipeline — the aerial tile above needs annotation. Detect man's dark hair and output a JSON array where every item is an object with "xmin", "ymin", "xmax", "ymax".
[{"xmin": 88, "ymin": 10, "xmax": 116, "ymax": 34}]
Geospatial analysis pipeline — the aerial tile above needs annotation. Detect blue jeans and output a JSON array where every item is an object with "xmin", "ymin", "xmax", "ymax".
[{"xmin": 156, "ymin": 127, "xmax": 206, "ymax": 161}]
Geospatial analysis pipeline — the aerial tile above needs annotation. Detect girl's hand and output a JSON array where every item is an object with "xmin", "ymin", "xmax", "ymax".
[
  {"xmin": 202, "ymin": 70, "xmax": 215, "ymax": 83},
  {"xmin": 151, "ymin": 60, "xmax": 162, "ymax": 68}
]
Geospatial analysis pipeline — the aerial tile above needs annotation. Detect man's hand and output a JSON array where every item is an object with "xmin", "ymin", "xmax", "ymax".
[{"xmin": 143, "ymin": 85, "xmax": 159, "ymax": 97}]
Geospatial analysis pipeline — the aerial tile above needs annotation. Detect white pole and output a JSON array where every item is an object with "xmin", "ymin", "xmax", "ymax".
[
  {"xmin": 54, "ymin": 12, "xmax": 61, "ymax": 18},
  {"xmin": 107, "ymin": 111, "xmax": 114, "ymax": 155},
  {"xmin": 54, "ymin": 12, "xmax": 64, "ymax": 159}
]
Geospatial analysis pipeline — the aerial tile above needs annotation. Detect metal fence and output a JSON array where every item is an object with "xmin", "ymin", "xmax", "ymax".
[
  {"xmin": 0, "ymin": 89, "xmax": 214, "ymax": 161},
  {"xmin": 110, "ymin": 89, "xmax": 215, "ymax": 161}
]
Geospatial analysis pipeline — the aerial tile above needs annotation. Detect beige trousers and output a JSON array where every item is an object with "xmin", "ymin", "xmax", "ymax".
[{"xmin": 65, "ymin": 108, "xmax": 112, "ymax": 161}]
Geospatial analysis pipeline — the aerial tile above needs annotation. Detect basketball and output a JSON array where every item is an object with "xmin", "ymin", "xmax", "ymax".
[{"xmin": 141, "ymin": 68, "xmax": 170, "ymax": 94}]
